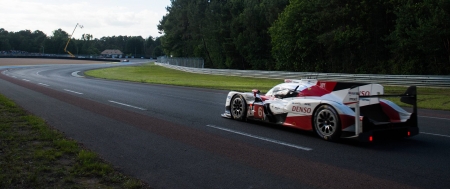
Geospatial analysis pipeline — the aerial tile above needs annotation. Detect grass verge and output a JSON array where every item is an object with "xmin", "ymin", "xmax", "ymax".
[
  {"xmin": 85, "ymin": 63, "xmax": 450, "ymax": 111},
  {"xmin": 0, "ymin": 94, "xmax": 150, "ymax": 188}
]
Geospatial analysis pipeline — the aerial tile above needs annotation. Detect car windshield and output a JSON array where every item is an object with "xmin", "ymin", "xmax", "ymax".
[{"xmin": 265, "ymin": 83, "xmax": 308, "ymax": 97}]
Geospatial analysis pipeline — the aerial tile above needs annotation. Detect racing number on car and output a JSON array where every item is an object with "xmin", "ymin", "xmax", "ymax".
[
  {"xmin": 360, "ymin": 91, "xmax": 370, "ymax": 96},
  {"xmin": 253, "ymin": 105, "xmax": 264, "ymax": 119},
  {"xmin": 258, "ymin": 106, "xmax": 263, "ymax": 117}
]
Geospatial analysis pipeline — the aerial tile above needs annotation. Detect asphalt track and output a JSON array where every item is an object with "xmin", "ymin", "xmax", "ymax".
[{"xmin": 0, "ymin": 60, "xmax": 449, "ymax": 188}]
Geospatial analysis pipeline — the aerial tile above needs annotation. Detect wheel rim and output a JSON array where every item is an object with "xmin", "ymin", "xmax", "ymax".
[
  {"xmin": 231, "ymin": 97, "xmax": 244, "ymax": 118},
  {"xmin": 315, "ymin": 109, "xmax": 337, "ymax": 137}
]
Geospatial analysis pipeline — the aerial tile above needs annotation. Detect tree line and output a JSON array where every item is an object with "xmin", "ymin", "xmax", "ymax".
[
  {"xmin": 0, "ymin": 28, "xmax": 164, "ymax": 58},
  {"xmin": 158, "ymin": 0, "xmax": 450, "ymax": 75}
]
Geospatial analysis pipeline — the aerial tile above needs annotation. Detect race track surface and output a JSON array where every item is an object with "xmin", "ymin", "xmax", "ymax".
[{"xmin": 0, "ymin": 59, "xmax": 449, "ymax": 188}]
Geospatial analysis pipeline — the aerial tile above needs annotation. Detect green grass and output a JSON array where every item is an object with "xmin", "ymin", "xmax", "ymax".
[
  {"xmin": 86, "ymin": 63, "xmax": 450, "ymax": 111},
  {"xmin": 383, "ymin": 86, "xmax": 450, "ymax": 110},
  {"xmin": 0, "ymin": 94, "xmax": 150, "ymax": 188},
  {"xmin": 85, "ymin": 63, "xmax": 281, "ymax": 93}
]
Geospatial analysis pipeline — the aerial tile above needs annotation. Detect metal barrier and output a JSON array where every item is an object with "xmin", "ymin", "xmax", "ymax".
[
  {"xmin": 157, "ymin": 56, "xmax": 204, "ymax": 68},
  {"xmin": 155, "ymin": 63, "xmax": 450, "ymax": 88}
]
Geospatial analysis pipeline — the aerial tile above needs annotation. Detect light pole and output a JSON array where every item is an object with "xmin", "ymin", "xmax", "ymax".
[{"xmin": 41, "ymin": 46, "xmax": 44, "ymax": 55}]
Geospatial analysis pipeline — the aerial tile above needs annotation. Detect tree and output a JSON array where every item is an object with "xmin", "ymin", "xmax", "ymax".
[
  {"xmin": 158, "ymin": 0, "xmax": 191, "ymax": 57},
  {"xmin": 31, "ymin": 30, "xmax": 47, "ymax": 53},
  {"xmin": 158, "ymin": 0, "xmax": 288, "ymax": 69},
  {"xmin": 0, "ymin": 28, "xmax": 12, "ymax": 51},
  {"xmin": 230, "ymin": 0, "xmax": 289, "ymax": 70},
  {"xmin": 386, "ymin": 0, "xmax": 450, "ymax": 74},
  {"xmin": 46, "ymin": 29, "xmax": 70, "ymax": 54},
  {"xmin": 269, "ymin": 0, "xmax": 392, "ymax": 73}
]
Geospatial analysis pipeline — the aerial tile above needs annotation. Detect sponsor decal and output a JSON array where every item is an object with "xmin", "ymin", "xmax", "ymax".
[
  {"xmin": 348, "ymin": 92, "xmax": 359, "ymax": 95},
  {"xmin": 292, "ymin": 106, "xmax": 312, "ymax": 114},
  {"xmin": 292, "ymin": 102, "xmax": 302, "ymax": 105},
  {"xmin": 349, "ymin": 97, "xmax": 358, "ymax": 102},
  {"xmin": 304, "ymin": 103, "xmax": 311, "ymax": 106}
]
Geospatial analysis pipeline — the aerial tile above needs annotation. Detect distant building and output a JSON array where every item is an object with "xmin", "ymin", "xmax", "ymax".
[{"xmin": 101, "ymin": 49, "xmax": 123, "ymax": 58}]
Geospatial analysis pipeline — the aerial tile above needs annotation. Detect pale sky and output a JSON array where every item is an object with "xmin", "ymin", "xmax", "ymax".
[{"xmin": 0, "ymin": 0, "xmax": 171, "ymax": 39}]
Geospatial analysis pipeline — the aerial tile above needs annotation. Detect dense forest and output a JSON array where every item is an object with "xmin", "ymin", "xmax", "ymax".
[
  {"xmin": 158, "ymin": 0, "xmax": 450, "ymax": 75},
  {"xmin": 1, "ymin": 0, "xmax": 449, "ymax": 75},
  {"xmin": 0, "ymin": 28, "xmax": 164, "ymax": 58}
]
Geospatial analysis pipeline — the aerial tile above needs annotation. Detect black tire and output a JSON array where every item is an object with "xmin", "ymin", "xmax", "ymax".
[
  {"xmin": 230, "ymin": 95, "xmax": 247, "ymax": 121},
  {"xmin": 313, "ymin": 105, "xmax": 341, "ymax": 141}
]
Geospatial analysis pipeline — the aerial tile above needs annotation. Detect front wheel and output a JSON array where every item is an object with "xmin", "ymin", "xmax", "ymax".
[
  {"xmin": 313, "ymin": 105, "xmax": 341, "ymax": 141},
  {"xmin": 230, "ymin": 95, "xmax": 247, "ymax": 121}
]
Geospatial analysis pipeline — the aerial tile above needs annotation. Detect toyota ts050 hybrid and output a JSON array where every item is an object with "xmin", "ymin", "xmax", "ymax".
[{"xmin": 221, "ymin": 79, "xmax": 419, "ymax": 142}]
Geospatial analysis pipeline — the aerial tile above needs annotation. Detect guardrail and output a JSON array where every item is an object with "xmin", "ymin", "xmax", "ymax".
[{"xmin": 155, "ymin": 63, "xmax": 450, "ymax": 88}]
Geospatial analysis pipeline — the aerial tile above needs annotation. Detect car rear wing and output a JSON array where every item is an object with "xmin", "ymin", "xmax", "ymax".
[{"xmin": 349, "ymin": 86, "xmax": 417, "ymax": 139}]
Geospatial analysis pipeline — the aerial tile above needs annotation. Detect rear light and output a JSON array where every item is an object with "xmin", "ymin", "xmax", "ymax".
[
  {"xmin": 369, "ymin": 136, "xmax": 373, "ymax": 142},
  {"xmin": 407, "ymin": 131, "xmax": 411, "ymax": 136}
]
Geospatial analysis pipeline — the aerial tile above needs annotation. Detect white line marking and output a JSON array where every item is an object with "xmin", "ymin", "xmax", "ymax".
[
  {"xmin": 22, "ymin": 79, "xmax": 30, "ymax": 82},
  {"xmin": 420, "ymin": 132, "xmax": 450, "ymax": 138},
  {"xmin": 419, "ymin": 116, "xmax": 450, "ymax": 121},
  {"xmin": 206, "ymin": 125, "xmax": 312, "ymax": 151},
  {"xmin": 71, "ymin": 71, "xmax": 84, "ymax": 78},
  {"xmin": 11, "ymin": 76, "xmax": 17, "ymax": 78},
  {"xmin": 63, "ymin": 89, "xmax": 83, "ymax": 95},
  {"xmin": 108, "ymin": 100, "xmax": 147, "ymax": 110},
  {"xmin": 38, "ymin": 83, "xmax": 50, "ymax": 87}
]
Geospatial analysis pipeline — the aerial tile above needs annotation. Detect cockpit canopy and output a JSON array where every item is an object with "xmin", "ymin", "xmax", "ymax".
[{"xmin": 265, "ymin": 83, "xmax": 309, "ymax": 98}]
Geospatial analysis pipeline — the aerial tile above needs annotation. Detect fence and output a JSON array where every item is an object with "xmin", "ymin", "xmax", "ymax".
[
  {"xmin": 0, "ymin": 54, "xmax": 121, "ymax": 62},
  {"xmin": 154, "ymin": 63, "xmax": 450, "ymax": 88},
  {"xmin": 157, "ymin": 56, "xmax": 204, "ymax": 68}
]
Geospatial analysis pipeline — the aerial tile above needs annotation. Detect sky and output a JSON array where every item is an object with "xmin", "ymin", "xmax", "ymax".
[{"xmin": 0, "ymin": 0, "xmax": 171, "ymax": 39}]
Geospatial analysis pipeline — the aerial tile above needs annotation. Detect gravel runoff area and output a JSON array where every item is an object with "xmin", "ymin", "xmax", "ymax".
[{"xmin": 0, "ymin": 58, "xmax": 112, "ymax": 66}]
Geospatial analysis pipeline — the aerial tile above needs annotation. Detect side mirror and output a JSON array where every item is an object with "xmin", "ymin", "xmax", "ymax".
[{"xmin": 252, "ymin": 89, "xmax": 260, "ymax": 97}]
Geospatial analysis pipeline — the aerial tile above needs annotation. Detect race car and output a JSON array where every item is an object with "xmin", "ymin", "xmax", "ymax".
[{"xmin": 221, "ymin": 79, "xmax": 419, "ymax": 142}]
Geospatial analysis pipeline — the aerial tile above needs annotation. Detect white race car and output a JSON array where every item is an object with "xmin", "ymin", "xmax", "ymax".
[{"xmin": 221, "ymin": 79, "xmax": 418, "ymax": 142}]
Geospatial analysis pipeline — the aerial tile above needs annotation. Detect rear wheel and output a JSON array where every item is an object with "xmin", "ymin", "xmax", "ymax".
[
  {"xmin": 313, "ymin": 105, "xmax": 341, "ymax": 141},
  {"xmin": 230, "ymin": 95, "xmax": 247, "ymax": 121}
]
